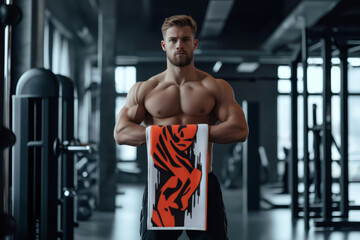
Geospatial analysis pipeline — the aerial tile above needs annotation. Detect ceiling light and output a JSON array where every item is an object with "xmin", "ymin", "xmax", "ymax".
[
  {"xmin": 236, "ymin": 62, "xmax": 259, "ymax": 73},
  {"xmin": 212, "ymin": 61, "xmax": 222, "ymax": 73},
  {"xmin": 307, "ymin": 58, "xmax": 323, "ymax": 65}
]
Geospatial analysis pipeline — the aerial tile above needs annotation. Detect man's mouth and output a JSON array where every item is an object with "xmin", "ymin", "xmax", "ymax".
[{"xmin": 175, "ymin": 51, "xmax": 186, "ymax": 55}]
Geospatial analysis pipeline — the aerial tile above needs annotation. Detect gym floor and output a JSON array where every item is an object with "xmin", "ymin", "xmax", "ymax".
[{"xmin": 75, "ymin": 183, "xmax": 360, "ymax": 240}]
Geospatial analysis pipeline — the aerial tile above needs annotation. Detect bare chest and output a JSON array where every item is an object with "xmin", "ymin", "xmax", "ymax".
[{"xmin": 144, "ymin": 83, "xmax": 215, "ymax": 119}]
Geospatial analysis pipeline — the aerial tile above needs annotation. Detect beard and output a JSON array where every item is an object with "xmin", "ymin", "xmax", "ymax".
[{"xmin": 167, "ymin": 51, "xmax": 193, "ymax": 67}]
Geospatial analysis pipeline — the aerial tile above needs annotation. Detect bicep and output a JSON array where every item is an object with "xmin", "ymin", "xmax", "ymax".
[
  {"xmin": 214, "ymin": 80, "xmax": 245, "ymax": 124},
  {"xmin": 216, "ymin": 100, "xmax": 246, "ymax": 124},
  {"xmin": 116, "ymin": 83, "xmax": 146, "ymax": 125},
  {"xmin": 118, "ymin": 103, "xmax": 146, "ymax": 124}
]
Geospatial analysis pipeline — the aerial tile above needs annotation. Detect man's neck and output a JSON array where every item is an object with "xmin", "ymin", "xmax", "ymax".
[{"xmin": 166, "ymin": 62, "xmax": 196, "ymax": 85}]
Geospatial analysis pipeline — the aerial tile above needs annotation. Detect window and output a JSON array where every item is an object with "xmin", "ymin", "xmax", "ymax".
[
  {"xmin": 349, "ymin": 66, "xmax": 360, "ymax": 93},
  {"xmin": 349, "ymin": 97, "xmax": 360, "ymax": 161},
  {"xmin": 277, "ymin": 80, "xmax": 291, "ymax": 93},
  {"xmin": 115, "ymin": 66, "xmax": 136, "ymax": 93},
  {"xmin": 277, "ymin": 95, "xmax": 291, "ymax": 159},
  {"xmin": 277, "ymin": 58, "xmax": 360, "ymax": 180},
  {"xmin": 115, "ymin": 66, "xmax": 137, "ymax": 161},
  {"xmin": 51, "ymin": 28, "xmax": 71, "ymax": 77}
]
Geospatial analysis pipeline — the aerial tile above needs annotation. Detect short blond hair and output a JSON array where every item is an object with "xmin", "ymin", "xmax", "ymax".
[{"xmin": 161, "ymin": 15, "xmax": 197, "ymax": 38}]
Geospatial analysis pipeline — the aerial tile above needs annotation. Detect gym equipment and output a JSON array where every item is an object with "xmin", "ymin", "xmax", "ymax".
[
  {"xmin": 0, "ymin": 125, "xmax": 16, "ymax": 150},
  {"xmin": 309, "ymin": 104, "xmax": 322, "ymax": 202},
  {"xmin": 57, "ymin": 75, "xmax": 76, "ymax": 239},
  {"xmin": 281, "ymin": 147, "xmax": 290, "ymax": 194},
  {"xmin": 222, "ymin": 136, "xmax": 291, "ymax": 209},
  {"xmin": 289, "ymin": 59, "xmax": 299, "ymax": 219},
  {"xmin": 0, "ymin": 126, "xmax": 16, "ymax": 237},
  {"xmin": 259, "ymin": 147, "xmax": 291, "ymax": 209},
  {"xmin": 1, "ymin": 2, "xmax": 22, "ymax": 237},
  {"xmin": 290, "ymin": 28, "xmax": 360, "ymax": 230},
  {"xmin": 0, "ymin": 3, "xmax": 22, "ymax": 27},
  {"xmin": 12, "ymin": 68, "xmax": 60, "ymax": 239},
  {"xmin": 12, "ymin": 68, "xmax": 93, "ymax": 239},
  {"xmin": 221, "ymin": 142, "xmax": 243, "ymax": 188},
  {"xmin": 309, "ymin": 103, "xmax": 342, "ymax": 202},
  {"xmin": 75, "ymin": 155, "xmax": 97, "ymax": 221}
]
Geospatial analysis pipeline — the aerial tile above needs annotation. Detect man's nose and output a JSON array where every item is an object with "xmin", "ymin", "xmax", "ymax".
[{"xmin": 176, "ymin": 40, "xmax": 183, "ymax": 49}]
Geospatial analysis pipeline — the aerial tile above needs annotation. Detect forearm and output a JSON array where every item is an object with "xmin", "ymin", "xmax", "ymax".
[
  {"xmin": 209, "ymin": 121, "xmax": 248, "ymax": 144},
  {"xmin": 114, "ymin": 121, "xmax": 146, "ymax": 146}
]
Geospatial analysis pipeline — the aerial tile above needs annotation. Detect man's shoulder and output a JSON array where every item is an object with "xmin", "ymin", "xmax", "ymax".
[
  {"xmin": 142, "ymin": 72, "xmax": 165, "ymax": 87},
  {"xmin": 195, "ymin": 69, "xmax": 223, "ymax": 83},
  {"xmin": 134, "ymin": 72, "xmax": 164, "ymax": 102},
  {"xmin": 195, "ymin": 70, "xmax": 234, "ymax": 101},
  {"xmin": 197, "ymin": 70, "xmax": 228, "ymax": 90}
]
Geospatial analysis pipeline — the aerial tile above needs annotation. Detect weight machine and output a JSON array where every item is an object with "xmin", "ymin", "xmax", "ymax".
[
  {"xmin": 290, "ymin": 25, "xmax": 360, "ymax": 230},
  {"xmin": 12, "ymin": 68, "xmax": 93, "ymax": 239}
]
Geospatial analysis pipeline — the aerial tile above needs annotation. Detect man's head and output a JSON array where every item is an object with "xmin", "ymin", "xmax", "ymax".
[{"xmin": 161, "ymin": 15, "xmax": 198, "ymax": 67}]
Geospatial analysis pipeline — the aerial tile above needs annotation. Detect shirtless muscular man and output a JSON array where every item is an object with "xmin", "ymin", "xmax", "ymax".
[{"xmin": 114, "ymin": 15, "xmax": 248, "ymax": 240}]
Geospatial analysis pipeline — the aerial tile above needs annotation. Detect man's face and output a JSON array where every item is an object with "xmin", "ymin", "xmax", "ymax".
[{"xmin": 161, "ymin": 26, "xmax": 198, "ymax": 67}]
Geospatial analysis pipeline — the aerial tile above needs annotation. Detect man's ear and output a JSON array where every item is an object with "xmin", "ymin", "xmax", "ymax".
[
  {"xmin": 161, "ymin": 40, "xmax": 166, "ymax": 51},
  {"xmin": 194, "ymin": 39, "xmax": 199, "ymax": 50}
]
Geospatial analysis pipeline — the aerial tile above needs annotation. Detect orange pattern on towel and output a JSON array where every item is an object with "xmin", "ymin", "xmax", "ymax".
[{"xmin": 150, "ymin": 125, "xmax": 202, "ymax": 227}]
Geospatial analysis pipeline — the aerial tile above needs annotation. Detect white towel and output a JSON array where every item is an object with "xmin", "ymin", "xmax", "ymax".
[{"xmin": 146, "ymin": 124, "xmax": 209, "ymax": 230}]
